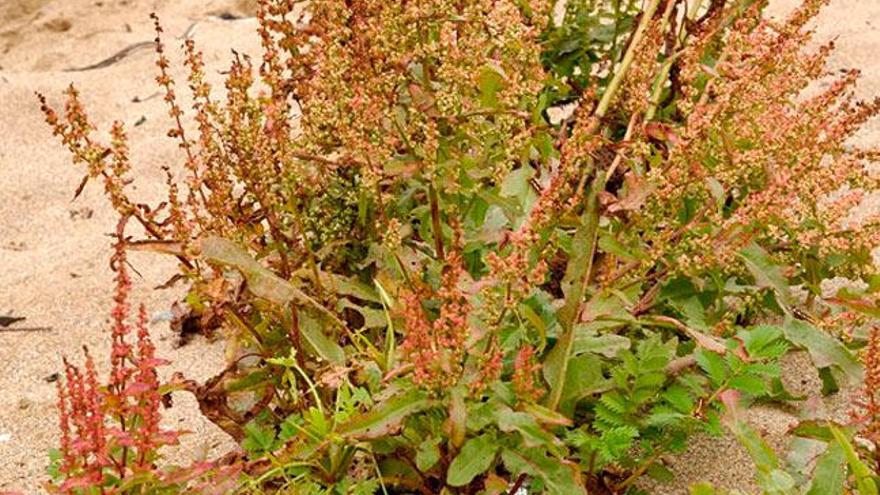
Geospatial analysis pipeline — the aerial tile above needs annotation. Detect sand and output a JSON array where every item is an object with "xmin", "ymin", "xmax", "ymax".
[
  {"xmin": 0, "ymin": 0, "xmax": 877, "ymax": 493},
  {"xmin": 0, "ymin": 1, "xmax": 260, "ymax": 491}
]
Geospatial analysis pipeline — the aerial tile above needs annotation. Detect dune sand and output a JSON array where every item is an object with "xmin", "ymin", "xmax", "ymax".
[
  {"xmin": 0, "ymin": 1, "xmax": 259, "ymax": 491},
  {"xmin": 0, "ymin": 0, "xmax": 877, "ymax": 493}
]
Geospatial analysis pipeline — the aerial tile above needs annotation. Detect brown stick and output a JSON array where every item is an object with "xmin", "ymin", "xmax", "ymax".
[
  {"xmin": 507, "ymin": 474, "xmax": 527, "ymax": 495},
  {"xmin": 65, "ymin": 41, "xmax": 153, "ymax": 72}
]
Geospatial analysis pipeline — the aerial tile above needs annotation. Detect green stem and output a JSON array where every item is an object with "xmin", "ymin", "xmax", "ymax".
[
  {"xmin": 687, "ymin": 0, "xmax": 705, "ymax": 20},
  {"xmin": 644, "ymin": 58, "xmax": 676, "ymax": 121},
  {"xmin": 645, "ymin": 0, "xmax": 685, "ymax": 121},
  {"xmin": 594, "ymin": 0, "xmax": 664, "ymax": 119},
  {"xmin": 609, "ymin": 0, "xmax": 622, "ymax": 75},
  {"xmin": 428, "ymin": 182, "xmax": 445, "ymax": 260}
]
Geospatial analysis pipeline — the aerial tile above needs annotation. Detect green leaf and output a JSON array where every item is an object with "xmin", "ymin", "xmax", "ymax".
[
  {"xmin": 520, "ymin": 302, "xmax": 548, "ymax": 348},
  {"xmin": 728, "ymin": 375, "xmax": 768, "ymax": 396},
  {"xmin": 598, "ymin": 234, "xmax": 645, "ymax": 262},
  {"xmin": 542, "ymin": 354, "xmax": 607, "ymax": 416},
  {"xmin": 47, "ymin": 449, "xmax": 63, "ymax": 481},
  {"xmin": 338, "ymin": 299, "xmax": 386, "ymax": 328},
  {"xmin": 695, "ymin": 349, "xmax": 727, "ymax": 386},
  {"xmin": 242, "ymin": 421, "xmax": 277, "ymax": 455},
  {"xmin": 327, "ymin": 273, "xmax": 380, "ymax": 303},
  {"xmin": 494, "ymin": 407, "xmax": 560, "ymax": 450},
  {"xmin": 766, "ymin": 376, "xmax": 805, "ymax": 401},
  {"xmin": 465, "ymin": 400, "xmax": 497, "ymax": 432},
  {"xmin": 782, "ymin": 319, "xmax": 862, "ymax": 386},
  {"xmin": 722, "ymin": 411, "xmax": 779, "ymax": 472},
  {"xmin": 225, "ymin": 370, "xmax": 271, "ymax": 392},
  {"xmin": 299, "ymin": 312, "xmax": 345, "ymax": 365},
  {"xmin": 446, "ymin": 434, "xmax": 499, "ymax": 487},
  {"xmin": 647, "ymin": 408, "xmax": 686, "ymax": 427},
  {"xmin": 501, "ymin": 448, "xmax": 587, "ymax": 495},
  {"xmin": 739, "ymin": 325, "xmax": 787, "ymax": 359},
  {"xmin": 790, "ymin": 420, "xmax": 835, "ymax": 442},
  {"xmin": 415, "ymin": 437, "xmax": 442, "ymax": 472},
  {"xmin": 671, "ymin": 296, "xmax": 710, "ymax": 331},
  {"xmin": 646, "ymin": 462, "xmax": 675, "ymax": 483},
  {"xmin": 829, "ymin": 425, "xmax": 879, "ymax": 495},
  {"xmin": 572, "ymin": 327, "xmax": 630, "ymax": 358},
  {"xmin": 478, "ymin": 190, "xmax": 522, "ymax": 226},
  {"xmin": 739, "ymin": 243, "xmax": 793, "ymax": 309},
  {"xmin": 723, "ymin": 405, "xmax": 796, "ymax": 495},
  {"xmin": 597, "ymin": 426, "xmax": 639, "ymax": 463},
  {"xmin": 819, "ymin": 366, "xmax": 840, "ymax": 395},
  {"xmin": 689, "ymin": 482, "xmax": 718, "ymax": 495},
  {"xmin": 786, "ymin": 436, "xmax": 826, "ymax": 475},
  {"xmin": 477, "ymin": 65, "xmax": 506, "ymax": 108},
  {"xmin": 762, "ymin": 469, "xmax": 797, "ymax": 495},
  {"xmin": 339, "ymin": 388, "xmax": 431, "ymax": 439},
  {"xmin": 374, "ymin": 279, "xmax": 396, "ymax": 371},
  {"xmin": 660, "ymin": 276, "xmax": 698, "ymax": 301},
  {"xmin": 350, "ymin": 480, "xmax": 381, "ymax": 495},
  {"xmin": 500, "ymin": 165, "xmax": 536, "ymax": 203},
  {"xmin": 448, "ymin": 385, "xmax": 467, "ymax": 449},
  {"xmin": 635, "ymin": 333, "xmax": 676, "ymax": 371},
  {"xmin": 806, "ymin": 442, "xmax": 845, "ymax": 495},
  {"xmin": 663, "ymin": 385, "xmax": 694, "ymax": 414},
  {"xmin": 546, "ymin": 184, "xmax": 600, "ymax": 413}
]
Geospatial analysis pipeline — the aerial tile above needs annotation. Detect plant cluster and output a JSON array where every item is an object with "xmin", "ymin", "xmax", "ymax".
[
  {"xmin": 46, "ymin": 218, "xmax": 240, "ymax": 494},
  {"xmin": 40, "ymin": 0, "xmax": 880, "ymax": 493}
]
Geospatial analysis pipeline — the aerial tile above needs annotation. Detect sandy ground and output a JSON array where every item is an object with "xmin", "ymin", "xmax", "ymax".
[
  {"xmin": 0, "ymin": 0, "xmax": 877, "ymax": 493},
  {"xmin": 0, "ymin": 1, "xmax": 260, "ymax": 492}
]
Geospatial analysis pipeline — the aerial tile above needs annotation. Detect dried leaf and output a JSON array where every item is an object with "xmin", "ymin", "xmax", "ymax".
[
  {"xmin": 200, "ymin": 237, "xmax": 343, "ymax": 326},
  {"xmin": 607, "ymin": 172, "xmax": 652, "ymax": 213}
]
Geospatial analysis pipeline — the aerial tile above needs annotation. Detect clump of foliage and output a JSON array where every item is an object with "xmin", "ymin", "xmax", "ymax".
[
  {"xmin": 46, "ymin": 218, "xmax": 240, "ymax": 493},
  {"xmin": 40, "ymin": 0, "xmax": 880, "ymax": 493}
]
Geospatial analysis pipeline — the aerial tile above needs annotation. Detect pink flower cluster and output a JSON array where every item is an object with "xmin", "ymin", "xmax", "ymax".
[
  {"xmin": 51, "ymin": 218, "xmax": 180, "ymax": 493},
  {"xmin": 399, "ymin": 252, "xmax": 472, "ymax": 390}
]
